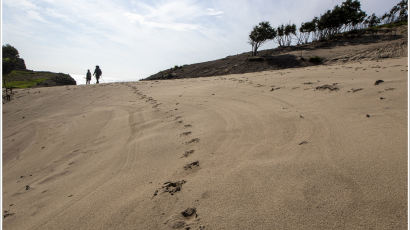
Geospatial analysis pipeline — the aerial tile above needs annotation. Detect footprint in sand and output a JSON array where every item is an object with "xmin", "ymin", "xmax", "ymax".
[
  {"xmin": 184, "ymin": 161, "xmax": 199, "ymax": 170},
  {"xmin": 181, "ymin": 208, "xmax": 197, "ymax": 218},
  {"xmin": 182, "ymin": 150, "xmax": 195, "ymax": 158},
  {"xmin": 180, "ymin": 131, "xmax": 192, "ymax": 136},
  {"xmin": 3, "ymin": 210, "xmax": 15, "ymax": 219},
  {"xmin": 184, "ymin": 124, "xmax": 192, "ymax": 128},
  {"xmin": 166, "ymin": 208, "xmax": 201, "ymax": 229},
  {"xmin": 186, "ymin": 138, "xmax": 200, "ymax": 144},
  {"xmin": 153, "ymin": 180, "xmax": 186, "ymax": 197}
]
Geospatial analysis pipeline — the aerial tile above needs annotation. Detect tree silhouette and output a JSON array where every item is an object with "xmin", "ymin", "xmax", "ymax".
[
  {"xmin": 249, "ymin": 21, "xmax": 276, "ymax": 56},
  {"xmin": 284, "ymin": 24, "xmax": 296, "ymax": 46},
  {"xmin": 382, "ymin": 0, "xmax": 408, "ymax": 23},
  {"xmin": 3, "ymin": 44, "xmax": 19, "ymax": 59},
  {"xmin": 2, "ymin": 44, "xmax": 21, "ymax": 75},
  {"xmin": 364, "ymin": 13, "xmax": 381, "ymax": 28},
  {"xmin": 276, "ymin": 25, "xmax": 285, "ymax": 47}
]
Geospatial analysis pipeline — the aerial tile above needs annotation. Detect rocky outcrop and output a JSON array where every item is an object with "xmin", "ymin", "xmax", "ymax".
[{"xmin": 15, "ymin": 58, "xmax": 26, "ymax": 70}]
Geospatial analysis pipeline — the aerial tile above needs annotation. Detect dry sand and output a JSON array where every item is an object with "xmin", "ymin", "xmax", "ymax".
[{"xmin": 3, "ymin": 57, "xmax": 407, "ymax": 229}]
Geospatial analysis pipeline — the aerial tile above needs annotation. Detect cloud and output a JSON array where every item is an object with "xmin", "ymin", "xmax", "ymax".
[
  {"xmin": 124, "ymin": 12, "xmax": 200, "ymax": 31},
  {"xmin": 26, "ymin": 10, "xmax": 48, "ymax": 23},
  {"xmin": 206, "ymin": 8, "xmax": 224, "ymax": 16},
  {"xmin": 3, "ymin": 0, "xmax": 397, "ymax": 82},
  {"xmin": 3, "ymin": 0, "xmax": 38, "ymax": 10}
]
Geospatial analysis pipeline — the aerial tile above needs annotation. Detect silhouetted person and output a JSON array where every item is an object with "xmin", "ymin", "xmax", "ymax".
[
  {"xmin": 93, "ymin": 65, "xmax": 102, "ymax": 84},
  {"xmin": 86, "ymin": 69, "xmax": 91, "ymax": 85}
]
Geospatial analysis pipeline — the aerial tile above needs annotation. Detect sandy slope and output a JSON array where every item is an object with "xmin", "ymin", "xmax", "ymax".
[{"xmin": 3, "ymin": 57, "xmax": 407, "ymax": 229}]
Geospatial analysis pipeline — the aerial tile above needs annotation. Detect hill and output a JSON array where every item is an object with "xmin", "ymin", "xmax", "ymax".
[
  {"xmin": 145, "ymin": 24, "xmax": 407, "ymax": 80},
  {"xmin": 2, "ymin": 44, "xmax": 76, "ymax": 91},
  {"xmin": 4, "ymin": 70, "xmax": 76, "ymax": 89}
]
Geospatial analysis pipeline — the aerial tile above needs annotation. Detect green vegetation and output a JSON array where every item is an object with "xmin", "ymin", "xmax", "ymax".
[
  {"xmin": 248, "ymin": 0, "xmax": 408, "ymax": 53},
  {"xmin": 3, "ymin": 70, "xmax": 76, "ymax": 88},
  {"xmin": 173, "ymin": 65, "xmax": 183, "ymax": 70},
  {"xmin": 5, "ymin": 78, "xmax": 47, "ymax": 88},
  {"xmin": 249, "ymin": 21, "xmax": 276, "ymax": 56},
  {"xmin": 277, "ymin": 23, "xmax": 297, "ymax": 47},
  {"xmin": 382, "ymin": 0, "xmax": 408, "ymax": 24},
  {"xmin": 2, "ymin": 44, "xmax": 26, "ymax": 75},
  {"xmin": 2, "ymin": 45, "xmax": 76, "ymax": 89}
]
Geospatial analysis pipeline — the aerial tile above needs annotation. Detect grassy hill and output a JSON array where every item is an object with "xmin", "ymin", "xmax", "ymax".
[{"xmin": 3, "ymin": 70, "xmax": 76, "ymax": 89}]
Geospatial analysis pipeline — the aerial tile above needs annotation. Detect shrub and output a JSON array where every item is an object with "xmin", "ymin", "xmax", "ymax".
[{"xmin": 309, "ymin": 56, "xmax": 323, "ymax": 64}]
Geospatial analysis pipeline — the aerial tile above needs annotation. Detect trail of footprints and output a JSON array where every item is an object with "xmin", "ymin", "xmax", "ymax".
[
  {"xmin": 153, "ymin": 112, "xmax": 204, "ymax": 229},
  {"xmin": 126, "ymin": 77, "xmax": 393, "ymax": 229},
  {"xmin": 126, "ymin": 84, "xmax": 205, "ymax": 229}
]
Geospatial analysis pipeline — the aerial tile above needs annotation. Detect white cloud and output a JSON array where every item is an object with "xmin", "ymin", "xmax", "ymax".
[
  {"xmin": 45, "ymin": 8, "xmax": 73, "ymax": 22},
  {"xmin": 3, "ymin": 0, "xmax": 38, "ymax": 10},
  {"xmin": 26, "ymin": 10, "xmax": 48, "ymax": 23},
  {"xmin": 3, "ymin": 0, "xmax": 397, "ymax": 82},
  {"xmin": 124, "ymin": 12, "xmax": 200, "ymax": 31},
  {"xmin": 206, "ymin": 8, "xmax": 224, "ymax": 16}
]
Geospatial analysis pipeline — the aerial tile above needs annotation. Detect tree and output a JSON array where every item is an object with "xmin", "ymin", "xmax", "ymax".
[
  {"xmin": 276, "ymin": 25, "xmax": 285, "ymax": 47},
  {"xmin": 249, "ymin": 21, "xmax": 276, "ymax": 56},
  {"xmin": 340, "ymin": 0, "xmax": 367, "ymax": 30},
  {"xmin": 2, "ymin": 44, "xmax": 26, "ymax": 75},
  {"xmin": 397, "ymin": 0, "xmax": 408, "ymax": 21},
  {"xmin": 3, "ymin": 44, "xmax": 19, "ymax": 59},
  {"xmin": 298, "ymin": 20, "xmax": 317, "ymax": 44},
  {"xmin": 382, "ymin": 0, "xmax": 408, "ymax": 23},
  {"xmin": 284, "ymin": 23, "xmax": 296, "ymax": 46},
  {"xmin": 364, "ymin": 13, "xmax": 381, "ymax": 28}
]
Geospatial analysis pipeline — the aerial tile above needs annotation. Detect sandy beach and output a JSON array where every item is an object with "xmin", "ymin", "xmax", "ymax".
[{"xmin": 3, "ymin": 57, "xmax": 407, "ymax": 229}]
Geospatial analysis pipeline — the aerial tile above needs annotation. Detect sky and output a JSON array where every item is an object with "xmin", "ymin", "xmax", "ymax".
[{"xmin": 2, "ymin": 0, "xmax": 399, "ymax": 84}]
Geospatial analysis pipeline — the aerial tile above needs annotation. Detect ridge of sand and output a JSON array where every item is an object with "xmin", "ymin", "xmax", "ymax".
[{"xmin": 3, "ymin": 57, "xmax": 407, "ymax": 229}]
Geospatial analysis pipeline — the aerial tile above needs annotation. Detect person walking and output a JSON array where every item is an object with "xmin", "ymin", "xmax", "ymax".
[
  {"xmin": 86, "ymin": 69, "xmax": 92, "ymax": 85},
  {"xmin": 93, "ymin": 65, "xmax": 102, "ymax": 84}
]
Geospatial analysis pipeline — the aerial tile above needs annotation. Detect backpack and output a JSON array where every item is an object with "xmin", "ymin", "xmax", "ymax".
[{"xmin": 97, "ymin": 68, "xmax": 102, "ymax": 76}]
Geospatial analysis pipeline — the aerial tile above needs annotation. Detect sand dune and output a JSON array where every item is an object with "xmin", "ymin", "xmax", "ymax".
[{"xmin": 3, "ymin": 57, "xmax": 407, "ymax": 229}]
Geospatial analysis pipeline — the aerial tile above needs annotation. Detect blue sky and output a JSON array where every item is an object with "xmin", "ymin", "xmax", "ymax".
[{"xmin": 2, "ymin": 0, "xmax": 399, "ymax": 83}]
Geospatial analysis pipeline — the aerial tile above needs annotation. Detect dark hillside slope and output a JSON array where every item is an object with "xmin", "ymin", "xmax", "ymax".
[{"xmin": 144, "ymin": 25, "xmax": 407, "ymax": 80}]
